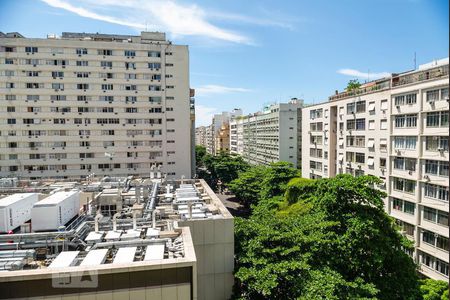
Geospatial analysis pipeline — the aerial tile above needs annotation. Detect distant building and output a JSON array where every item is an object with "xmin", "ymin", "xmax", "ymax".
[
  {"xmin": 301, "ymin": 58, "xmax": 449, "ymax": 281},
  {"xmin": 195, "ymin": 126, "xmax": 207, "ymax": 147},
  {"xmin": 230, "ymin": 99, "xmax": 304, "ymax": 168}
]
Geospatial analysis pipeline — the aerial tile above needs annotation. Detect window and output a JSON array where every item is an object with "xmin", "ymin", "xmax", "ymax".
[
  {"xmin": 98, "ymin": 49, "xmax": 112, "ymax": 56},
  {"xmin": 51, "ymin": 71, "xmax": 64, "ymax": 78},
  {"xmin": 441, "ymin": 88, "xmax": 449, "ymax": 100},
  {"xmin": 125, "ymin": 85, "xmax": 137, "ymax": 91},
  {"xmin": 355, "ymin": 118, "xmax": 365, "ymax": 130},
  {"xmin": 124, "ymin": 50, "xmax": 136, "ymax": 56},
  {"xmin": 394, "ymin": 93, "xmax": 417, "ymax": 105},
  {"xmin": 356, "ymin": 100, "xmax": 365, "ymax": 113},
  {"xmin": 5, "ymin": 58, "xmax": 14, "ymax": 64},
  {"xmin": 396, "ymin": 220, "xmax": 415, "ymax": 237},
  {"xmin": 149, "ymin": 85, "xmax": 161, "ymax": 91},
  {"xmin": 99, "ymin": 96, "xmax": 114, "ymax": 102},
  {"xmin": 148, "ymin": 62, "xmax": 161, "ymax": 69},
  {"xmin": 422, "ymin": 230, "xmax": 449, "ymax": 252},
  {"xmin": 392, "ymin": 198, "xmax": 415, "ymax": 215},
  {"xmin": 393, "ymin": 177, "xmax": 415, "ymax": 193},
  {"xmin": 77, "ymin": 72, "xmax": 89, "ymax": 78},
  {"xmin": 5, "ymin": 70, "xmax": 14, "ymax": 76},
  {"xmin": 426, "ymin": 111, "xmax": 449, "ymax": 127},
  {"xmin": 426, "ymin": 89, "xmax": 440, "ymax": 102},
  {"xmin": 380, "ymin": 99, "xmax": 388, "ymax": 110},
  {"xmin": 148, "ymin": 51, "xmax": 161, "ymax": 57},
  {"xmin": 25, "ymin": 46, "xmax": 38, "ymax": 53},
  {"xmin": 380, "ymin": 158, "xmax": 387, "ymax": 168},
  {"xmin": 6, "ymin": 95, "xmax": 16, "ymax": 100},
  {"xmin": 355, "ymin": 153, "xmax": 365, "ymax": 164},
  {"xmin": 368, "ymin": 120, "xmax": 375, "ymax": 130},
  {"xmin": 380, "ymin": 119, "xmax": 387, "ymax": 130},
  {"xmin": 125, "ymin": 62, "xmax": 136, "ymax": 69},
  {"xmin": 125, "ymin": 73, "xmax": 137, "ymax": 79},
  {"xmin": 102, "ymin": 84, "xmax": 113, "ymax": 90},
  {"xmin": 100, "ymin": 61, "xmax": 113, "ymax": 68},
  {"xmin": 424, "ymin": 183, "xmax": 448, "ymax": 202},
  {"xmin": 76, "ymin": 61, "xmax": 89, "ymax": 66},
  {"xmin": 310, "ymin": 122, "xmax": 323, "ymax": 132},
  {"xmin": 310, "ymin": 109, "xmax": 323, "ymax": 119},
  {"xmin": 393, "ymin": 157, "xmax": 416, "ymax": 171},
  {"xmin": 425, "ymin": 136, "xmax": 449, "ymax": 151},
  {"xmin": 100, "ymin": 73, "xmax": 114, "ymax": 79},
  {"xmin": 7, "ymin": 118, "xmax": 16, "ymax": 124},
  {"xmin": 52, "ymin": 83, "xmax": 64, "ymax": 90},
  {"xmin": 423, "ymin": 207, "xmax": 449, "ymax": 227},
  {"xmin": 77, "ymin": 84, "xmax": 89, "ymax": 90},
  {"xmin": 76, "ymin": 48, "xmax": 88, "ymax": 55},
  {"xmin": 346, "ymin": 102, "xmax": 355, "ymax": 114},
  {"xmin": 7, "ymin": 107, "xmax": 15, "ymax": 112},
  {"xmin": 395, "ymin": 114, "xmax": 417, "ymax": 128},
  {"xmin": 393, "ymin": 136, "xmax": 417, "ymax": 150},
  {"xmin": 425, "ymin": 160, "xmax": 449, "ymax": 177},
  {"xmin": 309, "ymin": 161, "xmax": 322, "ymax": 171}
]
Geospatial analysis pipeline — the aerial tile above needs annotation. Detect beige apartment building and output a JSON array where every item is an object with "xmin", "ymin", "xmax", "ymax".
[
  {"xmin": 0, "ymin": 31, "xmax": 194, "ymax": 180},
  {"xmin": 301, "ymin": 58, "xmax": 449, "ymax": 281},
  {"xmin": 230, "ymin": 99, "xmax": 303, "ymax": 168},
  {"xmin": 195, "ymin": 125, "xmax": 207, "ymax": 147}
]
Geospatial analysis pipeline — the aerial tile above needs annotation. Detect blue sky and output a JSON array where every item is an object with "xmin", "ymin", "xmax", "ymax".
[{"xmin": 0, "ymin": 0, "xmax": 448, "ymax": 125}]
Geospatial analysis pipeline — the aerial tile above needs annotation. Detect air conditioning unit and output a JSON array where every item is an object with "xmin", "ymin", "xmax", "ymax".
[
  {"xmin": 423, "ymin": 175, "xmax": 430, "ymax": 181},
  {"xmin": 437, "ymin": 147, "xmax": 444, "ymax": 152},
  {"xmin": 396, "ymin": 105, "xmax": 400, "ymax": 109},
  {"xmin": 408, "ymin": 170, "xmax": 413, "ymax": 175}
]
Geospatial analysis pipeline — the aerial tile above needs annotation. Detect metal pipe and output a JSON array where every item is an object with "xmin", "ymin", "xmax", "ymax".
[
  {"xmin": 94, "ymin": 213, "xmax": 102, "ymax": 232},
  {"xmin": 152, "ymin": 210, "xmax": 159, "ymax": 229},
  {"xmin": 112, "ymin": 212, "xmax": 121, "ymax": 232}
]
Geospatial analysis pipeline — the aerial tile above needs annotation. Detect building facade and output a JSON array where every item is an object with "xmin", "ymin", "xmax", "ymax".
[
  {"xmin": 301, "ymin": 58, "xmax": 449, "ymax": 281},
  {"xmin": 230, "ymin": 99, "xmax": 303, "ymax": 168},
  {"xmin": 195, "ymin": 126, "xmax": 207, "ymax": 147},
  {"xmin": 0, "ymin": 31, "xmax": 194, "ymax": 180}
]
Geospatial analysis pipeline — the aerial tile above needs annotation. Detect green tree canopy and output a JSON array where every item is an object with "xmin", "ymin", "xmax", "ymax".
[
  {"xmin": 346, "ymin": 79, "xmax": 361, "ymax": 91},
  {"xmin": 419, "ymin": 279, "xmax": 449, "ymax": 300},
  {"xmin": 228, "ymin": 162, "xmax": 299, "ymax": 209},
  {"xmin": 233, "ymin": 175, "xmax": 421, "ymax": 300}
]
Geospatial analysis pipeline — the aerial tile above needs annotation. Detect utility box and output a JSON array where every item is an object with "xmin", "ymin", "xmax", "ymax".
[
  {"xmin": 31, "ymin": 190, "xmax": 80, "ymax": 232},
  {"xmin": 0, "ymin": 193, "xmax": 39, "ymax": 233}
]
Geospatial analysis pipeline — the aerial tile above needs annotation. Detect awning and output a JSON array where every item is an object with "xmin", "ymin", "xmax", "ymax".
[
  {"xmin": 380, "ymin": 139, "xmax": 387, "ymax": 145},
  {"xmin": 367, "ymin": 158, "xmax": 375, "ymax": 166},
  {"xmin": 367, "ymin": 140, "xmax": 375, "ymax": 148},
  {"xmin": 338, "ymin": 154, "xmax": 344, "ymax": 162},
  {"xmin": 368, "ymin": 103, "xmax": 376, "ymax": 111},
  {"xmin": 338, "ymin": 139, "xmax": 344, "ymax": 146}
]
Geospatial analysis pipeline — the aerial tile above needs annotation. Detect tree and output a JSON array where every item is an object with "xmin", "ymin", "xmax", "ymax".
[
  {"xmin": 419, "ymin": 279, "xmax": 449, "ymax": 300},
  {"xmin": 233, "ymin": 175, "xmax": 421, "ymax": 299},
  {"xmin": 346, "ymin": 79, "xmax": 361, "ymax": 91},
  {"xmin": 195, "ymin": 145, "xmax": 207, "ymax": 169},
  {"xmin": 228, "ymin": 165, "xmax": 267, "ymax": 208},
  {"xmin": 228, "ymin": 162, "xmax": 299, "ymax": 209},
  {"xmin": 199, "ymin": 152, "xmax": 249, "ymax": 191}
]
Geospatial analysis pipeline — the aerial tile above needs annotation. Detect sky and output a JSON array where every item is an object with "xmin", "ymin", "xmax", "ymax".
[{"xmin": 0, "ymin": 0, "xmax": 448, "ymax": 126}]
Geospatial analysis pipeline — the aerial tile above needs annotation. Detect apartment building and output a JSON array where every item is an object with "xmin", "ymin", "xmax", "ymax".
[
  {"xmin": 195, "ymin": 125, "xmax": 207, "ymax": 147},
  {"xmin": 301, "ymin": 58, "xmax": 449, "ymax": 281},
  {"xmin": 230, "ymin": 116, "xmax": 244, "ymax": 154},
  {"xmin": 203, "ymin": 109, "xmax": 242, "ymax": 155},
  {"xmin": 230, "ymin": 99, "xmax": 303, "ymax": 167},
  {"xmin": 0, "ymin": 31, "xmax": 194, "ymax": 180}
]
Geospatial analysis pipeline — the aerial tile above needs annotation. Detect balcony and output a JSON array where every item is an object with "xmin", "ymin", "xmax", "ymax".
[
  {"xmin": 329, "ymin": 79, "xmax": 391, "ymax": 101},
  {"xmin": 392, "ymin": 65, "xmax": 449, "ymax": 87}
]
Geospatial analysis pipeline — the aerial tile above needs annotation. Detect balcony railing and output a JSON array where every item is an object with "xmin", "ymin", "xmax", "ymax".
[
  {"xmin": 392, "ymin": 65, "xmax": 449, "ymax": 87},
  {"xmin": 329, "ymin": 79, "xmax": 391, "ymax": 101}
]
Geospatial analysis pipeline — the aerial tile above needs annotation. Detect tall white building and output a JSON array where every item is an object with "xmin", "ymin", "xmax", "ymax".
[
  {"xmin": 301, "ymin": 58, "xmax": 449, "ymax": 281},
  {"xmin": 230, "ymin": 99, "xmax": 303, "ymax": 167},
  {"xmin": 0, "ymin": 31, "xmax": 194, "ymax": 180}
]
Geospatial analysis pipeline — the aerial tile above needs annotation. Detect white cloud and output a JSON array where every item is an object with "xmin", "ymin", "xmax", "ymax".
[
  {"xmin": 40, "ymin": 0, "xmax": 291, "ymax": 44},
  {"xmin": 337, "ymin": 68, "xmax": 391, "ymax": 80},
  {"xmin": 195, "ymin": 85, "xmax": 252, "ymax": 96},
  {"xmin": 195, "ymin": 105, "xmax": 218, "ymax": 126}
]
